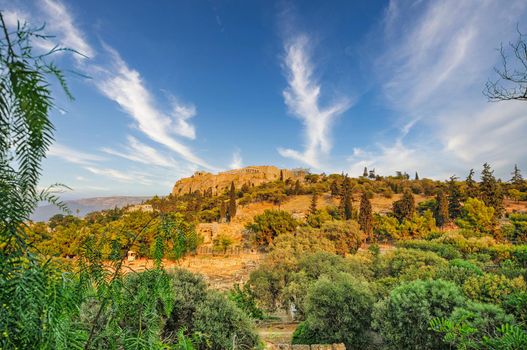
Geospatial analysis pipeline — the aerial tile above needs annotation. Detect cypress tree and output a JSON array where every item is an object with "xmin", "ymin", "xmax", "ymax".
[
  {"xmin": 359, "ymin": 192, "xmax": 373, "ymax": 241},
  {"xmin": 340, "ymin": 176, "xmax": 353, "ymax": 220},
  {"xmin": 480, "ymin": 163, "xmax": 504, "ymax": 218},
  {"xmin": 363, "ymin": 167, "xmax": 368, "ymax": 177},
  {"xmin": 294, "ymin": 180, "xmax": 302, "ymax": 195},
  {"xmin": 511, "ymin": 164, "xmax": 524, "ymax": 189},
  {"xmin": 393, "ymin": 189, "xmax": 415, "ymax": 222},
  {"xmin": 447, "ymin": 176, "xmax": 462, "ymax": 220},
  {"xmin": 219, "ymin": 201, "xmax": 226, "ymax": 222},
  {"xmin": 435, "ymin": 190, "xmax": 449, "ymax": 228},
  {"xmin": 227, "ymin": 181, "xmax": 237, "ymax": 222},
  {"xmin": 465, "ymin": 169, "xmax": 479, "ymax": 199},
  {"xmin": 415, "ymin": 172, "xmax": 419, "ymax": 180},
  {"xmin": 280, "ymin": 170, "xmax": 284, "ymax": 182},
  {"xmin": 309, "ymin": 192, "xmax": 318, "ymax": 215},
  {"xmin": 330, "ymin": 179, "xmax": 339, "ymax": 196}
]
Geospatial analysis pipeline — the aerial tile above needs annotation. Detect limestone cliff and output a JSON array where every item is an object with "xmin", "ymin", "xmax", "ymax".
[{"xmin": 171, "ymin": 165, "xmax": 307, "ymax": 195}]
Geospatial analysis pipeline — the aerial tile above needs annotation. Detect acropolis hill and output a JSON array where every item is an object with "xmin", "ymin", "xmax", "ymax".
[{"xmin": 171, "ymin": 165, "xmax": 307, "ymax": 196}]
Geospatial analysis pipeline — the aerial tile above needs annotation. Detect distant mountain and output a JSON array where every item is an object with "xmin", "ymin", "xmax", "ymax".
[{"xmin": 31, "ymin": 196, "xmax": 151, "ymax": 222}]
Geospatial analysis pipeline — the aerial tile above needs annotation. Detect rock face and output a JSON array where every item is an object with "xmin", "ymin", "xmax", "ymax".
[{"xmin": 171, "ymin": 165, "xmax": 307, "ymax": 196}]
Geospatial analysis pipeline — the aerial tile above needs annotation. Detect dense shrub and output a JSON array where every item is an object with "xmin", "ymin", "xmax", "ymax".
[
  {"xmin": 283, "ymin": 252, "xmax": 360, "ymax": 318},
  {"xmin": 436, "ymin": 259, "xmax": 483, "ymax": 286},
  {"xmin": 319, "ymin": 220, "xmax": 363, "ymax": 255},
  {"xmin": 449, "ymin": 301, "xmax": 515, "ymax": 343},
  {"xmin": 463, "ymin": 273, "xmax": 527, "ymax": 304},
  {"xmin": 193, "ymin": 292, "xmax": 259, "ymax": 350},
  {"xmin": 508, "ymin": 213, "xmax": 527, "ymax": 243},
  {"xmin": 246, "ymin": 210, "xmax": 298, "ymax": 246},
  {"xmin": 379, "ymin": 248, "xmax": 448, "ymax": 280},
  {"xmin": 164, "ymin": 269, "xmax": 208, "ymax": 338},
  {"xmin": 397, "ymin": 240, "xmax": 462, "ymax": 260},
  {"xmin": 292, "ymin": 274, "xmax": 374, "ymax": 349},
  {"xmin": 503, "ymin": 291, "xmax": 527, "ymax": 325},
  {"xmin": 372, "ymin": 279, "xmax": 466, "ymax": 350},
  {"xmin": 455, "ymin": 198, "xmax": 495, "ymax": 235}
]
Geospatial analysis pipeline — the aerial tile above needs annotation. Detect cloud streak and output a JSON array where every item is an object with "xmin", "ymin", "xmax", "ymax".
[
  {"xmin": 93, "ymin": 45, "xmax": 216, "ymax": 170},
  {"xmin": 278, "ymin": 35, "xmax": 351, "ymax": 169},
  {"xmin": 350, "ymin": 0, "xmax": 527, "ymax": 179}
]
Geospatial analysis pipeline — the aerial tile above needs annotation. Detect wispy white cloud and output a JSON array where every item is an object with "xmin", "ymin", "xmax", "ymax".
[
  {"xmin": 351, "ymin": 0, "xmax": 527, "ymax": 179},
  {"xmin": 48, "ymin": 143, "xmax": 105, "ymax": 165},
  {"xmin": 230, "ymin": 149, "xmax": 243, "ymax": 169},
  {"xmin": 278, "ymin": 35, "xmax": 351, "ymax": 169},
  {"xmin": 101, "ymin": 135, "xmax": 180, "ymax": 169},
  {"xmin": 93, "ymin": 45, "xmax": 216, "ymax": 170},
  {"xmin": 84, "ymin": 166, "xmax": 146, "ymax": 184},
  {"xmin": 39, "ymin": 0, "xmax": 94, "ymax": 59}
]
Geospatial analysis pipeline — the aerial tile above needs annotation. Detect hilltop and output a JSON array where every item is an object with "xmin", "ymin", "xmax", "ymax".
[{"xmin": 171, "ymin": 165, "xmax": 307, "ymax": 196}]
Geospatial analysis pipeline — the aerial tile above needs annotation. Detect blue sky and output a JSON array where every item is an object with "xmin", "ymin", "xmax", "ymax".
[{"xmin": 2, "ymin": 0, "xmax": 527, "ymax": 198}]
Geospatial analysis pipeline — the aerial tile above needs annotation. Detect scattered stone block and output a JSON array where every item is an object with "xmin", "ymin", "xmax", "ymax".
[
  {"xmin": 332, "ymin": 343, "xmax": 346, "ymax": 350},
  {"xmin": 291, "ymin": 345, "xmax": 310, "ymax": 350},
  {"xmin": 277, "ymin": 344, "xmax": 291, "ymax": 350},
  {"xmin": 311, "ymin": 345, "xmax": 332, "ymax": 350}
]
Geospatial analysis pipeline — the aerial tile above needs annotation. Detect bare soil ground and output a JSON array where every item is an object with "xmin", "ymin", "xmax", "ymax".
[{"xmin": 122, "ymin": 252, "xmax": 264, "ymax": 290}]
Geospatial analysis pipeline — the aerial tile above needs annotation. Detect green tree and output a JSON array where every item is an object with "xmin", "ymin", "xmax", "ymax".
[
  {"xmin": 227, "ymin": 181, "xmax": 237, "ymax": 222},
  {"xmin": 372, "ymin": 280, "xmax": 466, "ymax": 350},
  {"xmin": 330, "ymin": 179, "xmax": 339, "ymax": 196},
  {"xmin": 465, "ymin": 169, "xmax": 479, "ymax": 199},
  {"xmin": 246, "ymin": 210, "xmax": 298, "ymax": 246},
  {"xmin": 363, "ymin": 167, "xmax": 368, "ymax": 177},
  {"xmin": 320, "ymin": 220, "xmax": 363, "ymax": 256},
  {"xmin": 340, "ymin": 175, "xmax": 353, "ymax": 220},
  {"xmin": 309, "ymin": 191, "xmax": 318, "ymax": 216},
  {"xmin": 455, "ymin": 198, "xmax": 495, "ymax": 234},
  {"xmin": 435, "ymin": 190, "xmax": 449, "ymax": 228},
  {"xmin": 448, "ymin": 176, "xmax": 463, "ymax": 219},
  {"xmin": 480, "ymin": 163, "xmax": 504, "ymax": 218},
  {"xmin": 415, "ymin": 172, "xmax": 419, "ymax": 180},
  {"xmin": 359, "ymin": 192, "xmax": 373, "ymax": 241},
  {"xmin": 292, "ymin": 274, "xmax": 374, "ymax": 349},
  {"xmin": 511, "ymin": 164, "xmax": 524, "ymax": 189},
  {"xmin": 219, "ymin": 200, "xmax": 226, "ymax": 222},
  {"xmin": 393, "ymin": 189, "xmax": 415, "ymax": 222}
]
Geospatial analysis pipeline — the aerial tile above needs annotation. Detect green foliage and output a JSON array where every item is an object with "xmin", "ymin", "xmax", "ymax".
[
  {"xmin": 435, "ymin": 190, "xmax": 450, "ymax": 227},
  {"xmin": 392, "ymin": 189, "xmax": 415, "ymax": 222},
  {"xmin": 305, "ymin": 208, "xmax": 332, "ymax": 228},
  {"xmin": 379, "ymin": 248, "xmax": 448, "ymax": 280},
  {"xmin": 246, "ymin": 209, "xmax": 298, "ymax": 246},
  {"xmin": 292, "ymin": 274, "xmax": 374, "ymax": 349},
  {"xmin": 463, "ymin": 273, "xmax": 527, "ymax": 304},
  {"xmin": 193, "ymin": 292, "xmax": 259, "ymax": 350},
  {"xmin": 436, "ymin": 259, "xmax": 483, "ymax": 286},
  {"xmin": 228, "ymin": 284, "xmax": 265, "ymax": 320},
  {"xmin": 212, "ymin": 234, "xmax": 233, "ymax": 254},
  {"xmin": 480, "ymin": 163, "xmax": 504, "ymax": 219},
  {"xmin": 396, "ymin": 240, "xmax": 462, "ymax": 260},
  {"xmin": 431, "ymin": 319, "xmax": 527, "ymax": 350},
  {"xmin": 456, "ymin": 198, "xmax": 495, "ymax": 234},
  {"xmin": 319, "ymin": 220, "xmax": 363, "ymax": 255},
  {"xmin": 372, "ymin": 279, "xmax": 466, "ymax": 350},
  {"xmin": 359, "ymin": 192, "xmax": 373, "ymax": 240},
  {"xmin": 503, "ymin": 292, "xmax": 527, "ymax": 325},
  {"xmin": 448, "ymin": 176, "xmax": 463, "ymax": 220},
  {"xmin": 508, "ymin": 213, "xmax": 527, "ymax": 243}
]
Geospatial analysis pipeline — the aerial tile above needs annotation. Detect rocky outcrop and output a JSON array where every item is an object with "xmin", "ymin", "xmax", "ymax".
[{"xmin": 171, "ymin": 165, "xmax": 307, "ymax": 196}]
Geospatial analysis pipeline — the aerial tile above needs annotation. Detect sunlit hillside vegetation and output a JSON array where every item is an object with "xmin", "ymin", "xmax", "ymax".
[{"xmin": 2, "ymin": 10, "xmax": 527, "ymax": 350}]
